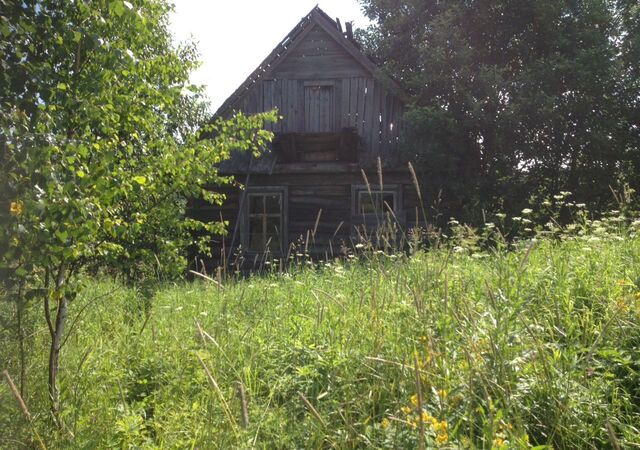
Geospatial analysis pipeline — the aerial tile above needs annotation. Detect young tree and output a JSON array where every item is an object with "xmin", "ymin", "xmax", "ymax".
[
  {"xmin": 359, "ymin": 0, "xmax": 639, "ymax": 219},
  {"xmin": 0, "ymin": 0, "xmax": 275, "ymax": 425}
]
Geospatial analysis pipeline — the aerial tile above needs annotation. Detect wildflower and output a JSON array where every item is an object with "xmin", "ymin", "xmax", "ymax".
[
  {"xmin": 401, "ymin": 406, "xmax": 412, "ymax": 415},
  {"xmin": 553, "ymin": 194, "xmax": 564, "ymax": 200},
  {"xmin": 495, "ymin": 213, "xmax": 506, "ymax": 219},
  {"xmin": 484, "ymin": 222, "xmax": 495, "ymax": 229},
  {"xmin": 521, "ymin": 208, "xmax": 533, "ymax": 215},
  {"xmin": 437, "ymin": 389, "xmax": 448, "ymax": 399},
  {"xmin": 355, "ymin": 243, "xmax": 365, "ymax": 249},
  {"xmin": 433, "ymin": 420, "xmax": 448, "ymax": 433},
  {"xmin": 381, "ymin": 418, "xmax": 390, "ymax": 429},
  {"xmin": 560, "ymin": 191, "xmax": 572, "ymax": 197},
  {"xmin": 493, "ymin": 437, "xmax": 506, "ymax": 448},
  {"xmin": 9, "ymin": 201, "xmax": 22, "ymax": 216},
  {"xmin": 453, "ymin": 246, "xmax": 465, "ymax": 253},
  {"xmin": 410, "ymin": 394, "xmax": 419, "ymax": 406},
  {"xmin": 576, "ymin": 203, "xmax": 586, "ymax": 208},
  {"xmin": 512, "ymin": 216, "xmax": 522, "ymax": 222},
  {"xmin": 542, "ymin": 200, "xmax": 552, "ymax": 206},
  {"xmin": 421, "ymin": 410, "xmax": 432, "ymax": 422},
  {"xmin": 436, "ymin": 433, "xmax": 448, "ymax": 444}
]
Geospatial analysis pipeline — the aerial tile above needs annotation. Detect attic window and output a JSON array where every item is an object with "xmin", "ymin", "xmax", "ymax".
[{"xmin": 304, "ymin": 81, "xmax": 335, "ymax": 132}]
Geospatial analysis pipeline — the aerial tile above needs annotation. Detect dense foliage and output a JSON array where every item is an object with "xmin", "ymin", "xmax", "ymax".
[
  {"xmin": 359, "ymin": 0, "xmax": 640, "ymax": 222},
  {"xmin": 0, "ymin": 0, "xmax": 274, "ymax": 423},
  {"xmin": 2, "ymin": 216, "xmax": 639, "ymax": 448}
]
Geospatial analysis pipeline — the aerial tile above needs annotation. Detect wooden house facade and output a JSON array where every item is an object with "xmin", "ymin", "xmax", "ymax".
[{"xmin": 190, "ymin": 7, "xmax": 421, "ymax": 268}]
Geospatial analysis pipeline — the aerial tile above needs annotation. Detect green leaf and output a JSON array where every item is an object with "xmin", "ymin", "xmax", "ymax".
[
  {"xmin": 57, "ymin": 82, "xmax": 68, "ymax": 91},
  {"xmin": 133, "ymin": 175, "xmax": 147, "ymax": 185}
]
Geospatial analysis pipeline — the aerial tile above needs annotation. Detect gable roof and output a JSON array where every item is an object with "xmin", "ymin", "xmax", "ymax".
[{"xmin": 214, "ymin": 6, "xmax": 400, "ymax": 118}]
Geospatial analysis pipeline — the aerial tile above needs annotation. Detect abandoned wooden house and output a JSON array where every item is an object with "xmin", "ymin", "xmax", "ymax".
[{"xmin": 190, "ymin": 6, "xmax": 421, "ymax": 268}]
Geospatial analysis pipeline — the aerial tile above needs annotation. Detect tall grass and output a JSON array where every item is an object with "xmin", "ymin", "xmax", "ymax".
[{"xmin": 2, "ymin": 223, "xmax": 639, "ymax": 448}]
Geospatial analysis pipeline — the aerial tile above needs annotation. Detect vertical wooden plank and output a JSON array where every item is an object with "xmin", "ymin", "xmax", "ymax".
[
  {"xmin": 286, "ymin": 80, "xmax": 295, "ymax": 132},
  {"xmin": 297, "ymin": 80, "xmax": 304, "ymax": 131},
  {"xmin": 349, "ymin": 78, "xmax": 358, "ymax": 129},
  {"xmin": 370, "ymin": 80, "xmax": 382, "ymax": 157},
  {"xmin": 363, "ymin": 78, "xmax": 374, "ymax": 150},
  {"xmin": 380, "ymin": 91, "xmax": 389, "ymax": 157},
  {"xmin": 318, "ymin": 88, "xmax": 329, "ymax": 132},
  {"xmin": 262, "ymin": 81, "xmax": 269, "ymax": 131},
  {"xmin": 333, "ymin": 79, "xmax": 341, "ymax": 131},
  {"xmin": 340, "ymin": 78, "xmax": 350, "ymax": 128},
  {"xmin": 274, "ymin": 79, "xmax": 283, "ymax": 132},
  {"xmin": 357, "ymin": 78, "xmax": 366, "ymax": 137}
]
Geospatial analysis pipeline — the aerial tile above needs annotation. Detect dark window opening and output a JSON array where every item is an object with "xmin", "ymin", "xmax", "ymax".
[{"xmin": 357, "ymin": 191, "xmax": 396, "ymax": 215}]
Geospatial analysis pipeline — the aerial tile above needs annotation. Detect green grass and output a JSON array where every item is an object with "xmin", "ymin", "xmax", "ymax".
[{"xmin": 1, "ymin": 235, "xmax": 640, "ymax": 448}]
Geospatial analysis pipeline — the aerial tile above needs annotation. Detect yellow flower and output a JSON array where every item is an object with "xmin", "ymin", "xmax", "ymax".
[
  {"xmin": 436, "ymin": 432, "xmax": 448, "ymax": 444},
  {"xmin": 493, "ymin": 437, "xmax": 505, "ymax": 448},
  {"xmin": 433, "ymin": 420, "xmax": 448, "ymax": 432},
  {"xmin": 381, "ymin": 418, "xmax": 390, "ymax": 429},
  {"xmin": 9, "ymin": 201, "xmax": 22, "ymax": 216},
  {"xmin": 411, "ymin": 394, "xmax": 419, "ymax": 406},
  {"xmin": 401, "ymin": 406, "xmax": 412, "ymax": 415},
  {"xmin": 438, "ymin": 389, "xmax": 448, "ymax": 399},
  {"xmin": 421, "ymin": 410, "xmax": 433, "ymax": 423}
]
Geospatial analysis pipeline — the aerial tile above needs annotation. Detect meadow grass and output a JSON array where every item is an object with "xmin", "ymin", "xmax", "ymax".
[{"xmin": 1, "ymin": 231, "xmax": 639, "ymax": 448}]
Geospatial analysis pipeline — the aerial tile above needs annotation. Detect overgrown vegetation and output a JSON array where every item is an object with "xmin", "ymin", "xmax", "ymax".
[
  {"xmin": 2, "ymin": 1, "xmax": 640, "ymax": 448},
  {"xmin": 2, "ymin": 207, "xmax": 639, "ymax": 448},
  {"xmin": 0, "ymin": 0, "xmax": 275, "ymax": 422}
]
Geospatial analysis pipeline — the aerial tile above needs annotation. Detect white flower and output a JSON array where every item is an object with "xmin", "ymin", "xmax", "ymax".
[
  {"xmin": 521, "ymin": 208, "xmax": 533, "ymax": 215},
  {"xmin": 576, "ymin": 203, "xmax": 586, "ymax": 208},
  {"xmin": 453, "ymin": 246, "xmax": 465, "ymax": 253},
  {"xmin": 355, "ymin": 243, "xmax": 365, "ymax": 249}
]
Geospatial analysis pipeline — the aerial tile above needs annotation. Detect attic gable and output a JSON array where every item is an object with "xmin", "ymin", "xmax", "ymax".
[
  {"xmin": 215, "ymin": 6, "xmax": 386, "ymax": 117},
  {"xmin": 268, "ymin": 23, "xmax": 369, "ymax": 79}
]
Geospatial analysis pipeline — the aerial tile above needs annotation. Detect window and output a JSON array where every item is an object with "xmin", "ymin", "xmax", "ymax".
[
  {"xmin": 357, "ymin": 190, "xmax": 396, "ymax": 215},
  {"xmin": 304, "ymin": 81, "xmax": 335, "ymax": 132},
  {"xmin": 352, "ymin": 185, "xmax": 398, "ymax": 216},
  {"xmin": 243, "ymin": 189, "xmax": 287, "ymax": 253}
]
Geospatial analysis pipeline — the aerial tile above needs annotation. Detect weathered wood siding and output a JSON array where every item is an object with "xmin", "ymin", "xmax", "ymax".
[
  {"xmin": 227, "ymin": 23, "xmax": 404, "ymax": 164},
  {"xmin": 189, "ymin": 170, "xmax": 421, "ymax": 268}
]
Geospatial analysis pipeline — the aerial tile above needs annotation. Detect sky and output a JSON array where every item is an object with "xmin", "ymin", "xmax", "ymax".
[{"xmin": 169, "ymin": 0, "xmax": 371, "ymax": 112}]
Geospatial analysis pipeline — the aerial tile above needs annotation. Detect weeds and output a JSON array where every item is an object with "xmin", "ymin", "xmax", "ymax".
[{"xmin": 2, "ymin": 196, "xmax": 640, "ymax": 448}]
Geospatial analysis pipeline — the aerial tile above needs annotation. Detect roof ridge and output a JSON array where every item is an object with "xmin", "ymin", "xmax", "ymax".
[{"xmin": 213, "ymin": 5, "xmax": 379, "ymax": 119}]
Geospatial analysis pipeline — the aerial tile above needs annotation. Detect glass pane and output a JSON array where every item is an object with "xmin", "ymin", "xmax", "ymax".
[
  {"xmin": 248, "ymin": 195, "xmax": 265, "ymax": 215},
  {"xmin": 359, "ymin": 191, "xmax": 394, "ymax": 214},
  {"xmin": 248, "ymin": 217, "xmax": 264, "ymax": 252},
  {"xmin": 265, "ymin": 217, "xmax": 281, "ymax": 251},
  {"xmin": 264, "ymin": 194, "xmax": 281, "ymax": 214}
]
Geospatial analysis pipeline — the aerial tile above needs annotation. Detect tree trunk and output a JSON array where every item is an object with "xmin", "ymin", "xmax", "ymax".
[{"xmin": 46, "ymin": 264, "xmax": 68, "ymax": 428}]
